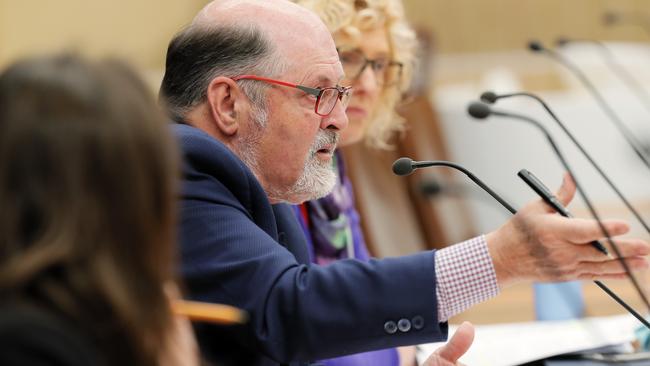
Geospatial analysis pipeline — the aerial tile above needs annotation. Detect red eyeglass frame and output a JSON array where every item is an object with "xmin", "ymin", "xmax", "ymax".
[{"xmin": 232, "ymin": 75, "xmax": 352, "ymax": 117}]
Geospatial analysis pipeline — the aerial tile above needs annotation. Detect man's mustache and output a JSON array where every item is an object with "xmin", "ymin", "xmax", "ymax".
[{"xmin": 312, "ymin": 130, "xmax": 339, "ymax": 152}]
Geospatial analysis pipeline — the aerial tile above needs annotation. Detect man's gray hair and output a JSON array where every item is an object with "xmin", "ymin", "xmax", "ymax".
[{"xmin": 159, "ymin": 23, "xmax": 286, "ymax": 125}]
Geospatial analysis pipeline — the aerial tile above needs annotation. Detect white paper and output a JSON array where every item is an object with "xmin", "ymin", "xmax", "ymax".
[{"xmin": 416, "ymin": 314, "xmax": 639, "ymax": 366}]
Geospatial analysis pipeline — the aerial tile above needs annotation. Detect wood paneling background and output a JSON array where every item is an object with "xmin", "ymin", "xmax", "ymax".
[
  {"xmin": 403, "ymin": 0, "xmax": 650, "ymax": 55},
  {"xmin": 4, "ymin": 1, "xmax": 650, "ymax": 70},
  {"xmin": 0, "ymin": 0, "xmax": 206, "ymax": 70}
]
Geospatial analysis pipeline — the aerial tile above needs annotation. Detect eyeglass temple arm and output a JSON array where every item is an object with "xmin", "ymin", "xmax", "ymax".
[
  {"xmin": 232, "ymin": 74, "xmax": 293, "ymax": 85},
  {"xmin": 295, "ymin": 85, "xmax": 321, "ymax": 97},
  {"xmin": 233, "ymin": 75, "xmax": 336, "ymax": 98}
]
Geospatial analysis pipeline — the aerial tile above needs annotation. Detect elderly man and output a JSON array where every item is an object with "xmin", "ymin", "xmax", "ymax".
[{"xmin": 159, "ymin": 1, "xmax": 650, "ymax": 365}]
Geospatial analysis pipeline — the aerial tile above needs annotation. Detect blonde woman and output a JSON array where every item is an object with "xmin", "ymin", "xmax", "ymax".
[{"xmin": 292, "ymin": 0, "xmax": 419, "ymax": 365}]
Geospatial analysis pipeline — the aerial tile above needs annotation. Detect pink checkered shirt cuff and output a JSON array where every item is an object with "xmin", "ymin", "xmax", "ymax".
[{"xmin": 435, "ymin": 235, "xmax": 499, "ymax": 322}]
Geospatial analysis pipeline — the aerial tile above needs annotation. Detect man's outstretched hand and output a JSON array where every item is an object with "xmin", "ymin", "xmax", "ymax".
[{"xmin": 487, "ymin": 173, "xmax": 649, "ymax": 287}]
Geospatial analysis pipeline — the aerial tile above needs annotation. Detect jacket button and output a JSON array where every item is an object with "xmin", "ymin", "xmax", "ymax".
[
  {"xmin": 397, "ymin": 318, "xmax": 411, "ymax": 332},
  {"xmin": 412, "ymin": 315, "xmax": 424, "ymax": 330},
  {"xmin": 384, "ymin": 320, "xmax": 398, "ymax": 334}
]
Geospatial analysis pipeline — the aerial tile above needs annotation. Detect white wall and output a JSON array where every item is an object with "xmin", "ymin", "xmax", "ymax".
[{"xmin": 432, "ymin": 42, "xmax": 650, "ymax": 237}]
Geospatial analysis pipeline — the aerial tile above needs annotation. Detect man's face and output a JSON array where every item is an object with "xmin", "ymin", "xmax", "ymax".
[{"xmin": 246, "ymin": 52, "xmax": 349, "ymax": 204}]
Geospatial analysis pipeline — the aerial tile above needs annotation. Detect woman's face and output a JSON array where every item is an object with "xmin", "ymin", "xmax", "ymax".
[{"xmin": 335, "ymin": 26, "xmax": 391, "ymax": 146}]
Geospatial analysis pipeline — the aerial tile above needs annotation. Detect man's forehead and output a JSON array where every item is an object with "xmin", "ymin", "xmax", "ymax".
[{"xmin": 294, "ymin": 58, "xmax": 344, "ymax": 86}]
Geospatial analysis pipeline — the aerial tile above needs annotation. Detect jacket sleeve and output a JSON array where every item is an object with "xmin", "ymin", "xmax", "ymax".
[
  {"xmin": 179, "ymin": 187, "xmax": 447, "ymax": 363},
  {"xmin": 174, "ymin": 124, "xmax": 448, "ymax": 363}
]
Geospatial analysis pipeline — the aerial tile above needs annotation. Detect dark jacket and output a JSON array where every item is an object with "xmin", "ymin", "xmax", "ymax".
[{"xmin": 174, "ymin": 124, "xmax": 447, "ymax": 365}]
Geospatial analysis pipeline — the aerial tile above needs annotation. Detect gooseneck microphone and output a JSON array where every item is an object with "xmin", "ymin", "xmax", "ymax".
[
  {"xmin": 468, "ymin": 102, "xmax": 620, "ymax": 250},
  {"xmin": 468, "ymin": 101, "xmax": 650, "ymax": 313},
  {"xmin": 556, "ymin": 37, "xmax": 650, "ymax": 122},
  {"xmin": 392, "ymin": 155, "xmax": 650, "ymax": 329},
  {"xmin": 392, "ymin": 157, "xmax": 516, "ymax": 214},
  {"xmin": 479, "ymin": 91, "xmax": 650, "ymax": 236},
  {"xmin": 527, "ymin": 40, "xmax": 650, "ymax": 170}
]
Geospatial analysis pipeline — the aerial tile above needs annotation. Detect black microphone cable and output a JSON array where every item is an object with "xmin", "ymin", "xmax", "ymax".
[
  {"xmin": 467, "ymin": 101, "xmax": 650, "ymax": 314},
  {"xmin": 556, "ymin": 37, "xmax": 650, "ymax": 121},
  {"xmin": 392, "ymin": 155, "xmax": 650, "ymax": 329},
  {"xmin": 527, "ymin": 40, "xmax": 650, "ymax": 170},
  {"xmin": 479, "ymin": 90, "xmax": 650, "ymax": 236}
]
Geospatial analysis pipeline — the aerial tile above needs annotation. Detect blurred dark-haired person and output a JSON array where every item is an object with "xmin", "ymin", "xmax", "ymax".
[{"xmin": 0, "ymin": 54, "xmax": 198, "ymax": 366}]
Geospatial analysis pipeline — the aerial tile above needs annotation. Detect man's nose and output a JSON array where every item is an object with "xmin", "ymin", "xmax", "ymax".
[{"xmin": 320, "ymin": 99, "xmax": 349, "ymax": 131}]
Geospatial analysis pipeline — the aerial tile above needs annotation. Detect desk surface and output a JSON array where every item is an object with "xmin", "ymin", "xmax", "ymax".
[{"xmin": 418, "ymin": 314, "xmax": 640, "ymax": 366}]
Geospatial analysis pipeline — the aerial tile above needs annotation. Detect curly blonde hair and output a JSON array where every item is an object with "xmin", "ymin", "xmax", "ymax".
[{"xmin": 294, "ymin": 0, "xmax": 417, "ymax": 149}]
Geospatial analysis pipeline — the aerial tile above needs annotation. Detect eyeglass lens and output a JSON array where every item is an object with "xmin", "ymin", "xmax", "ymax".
[
  {"xmin": 316, "ymin": 88, "xmax": 352, "ymax": 116},
  {"xmin": 317, "ymin": 88, "xmax": 339, "ymax": 115}
]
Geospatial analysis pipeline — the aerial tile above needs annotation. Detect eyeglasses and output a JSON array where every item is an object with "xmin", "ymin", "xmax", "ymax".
[
  {"xmin": 338, "ymin": 49, "xmax": 403, "ymax": 86},
  {"xmin": 231, "ymin": 75, "xmax": 353, "ymax": 117}
]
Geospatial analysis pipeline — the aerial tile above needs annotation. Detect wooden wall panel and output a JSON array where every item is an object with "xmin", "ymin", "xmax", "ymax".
[
  {"xmin": 0, "ymin": 0, "xmax": 206, "ymax": 70},
  {"xmin": 403, "ymin": 0, "xmax": 650, "ymax": 55}
]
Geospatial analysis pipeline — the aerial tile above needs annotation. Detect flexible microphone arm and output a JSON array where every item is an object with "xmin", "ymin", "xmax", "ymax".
[
  {"xmin": 467, "ymin": 101, "xmax": 650, "ymax": 314},
  {"xmin": 393, "ymin": 158, "xmax": 516, "ymax": 214},
  {"xmin": 556, "ymin": 37, "xmax": 650, "ymax": 120},
  {"xmin": 480, "ymin": 91, "xmax": 650, "ymax": 236},
  {"xmin": 528, "ymin": 40, "xmax": 650, "ymax": 170},
  {"xmin": 392, "ymin": 156, "xmax": 650, "ymax": 329}
]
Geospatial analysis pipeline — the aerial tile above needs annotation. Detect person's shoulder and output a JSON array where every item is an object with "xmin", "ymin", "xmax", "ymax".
[
  {"xmin": 0, "ymin": 304, "xmax": 100, "ymax": 366},
  {"xmin": 171, "ymin": 122, "xmax": 250, "ymax": 181},
  {"xmin": 171, "ymin": 122, "xmax": 232, "ymax": 158}
]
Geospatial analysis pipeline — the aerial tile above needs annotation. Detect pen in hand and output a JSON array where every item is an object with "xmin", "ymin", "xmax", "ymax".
[{"xmin": 518, "ymin": 169, "xmax": 610, "ymax": 256}]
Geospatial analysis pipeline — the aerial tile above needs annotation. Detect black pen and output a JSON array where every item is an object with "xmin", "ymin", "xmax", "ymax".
[{"xmin": 518, "ymin": 169, "xmax": 610, "ymax": 256}]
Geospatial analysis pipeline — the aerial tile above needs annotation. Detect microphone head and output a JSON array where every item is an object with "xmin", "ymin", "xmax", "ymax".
[
  {"xmin": 392, "ymin": 157, "xmax": 415, "ymax": 176},
  {"xmin": 528, "ymin": 40, "xmax": 545, "ymax": 52},
  {"xmin": 467, "ymin": 102, "xmax": 492, "ymax": 120},
  {"xmin": 555, "ymin": 37, "xmax": 570, "ymax": 47},
  {"xmin": 480, "ymin": 91, "xmax": 498, "ymax": 104}
]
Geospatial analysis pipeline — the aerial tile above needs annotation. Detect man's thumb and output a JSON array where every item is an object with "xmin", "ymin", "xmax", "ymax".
[{"xmin": 435, "ymin": 322, "xmax": 475, "ymax": 362}]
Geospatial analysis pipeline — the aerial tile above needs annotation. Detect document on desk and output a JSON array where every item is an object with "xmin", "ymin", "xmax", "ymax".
[{"xmin": 417, "ymin": 314, "xmax": 638, "ymax": 366}]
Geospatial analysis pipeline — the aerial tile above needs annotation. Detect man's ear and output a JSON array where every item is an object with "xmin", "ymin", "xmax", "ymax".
[{"xmin": 205, "ymin": 76, "xmax": 243, "ymax": 136}]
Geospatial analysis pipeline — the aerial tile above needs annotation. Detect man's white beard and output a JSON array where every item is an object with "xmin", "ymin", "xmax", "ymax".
[
  {"xmin": 236, "ymin": 109, "xmax": 338, "ymax": 204},
  {"xmin": 282, "ymin": 129, "xmax": 338, "ymax": 203}
]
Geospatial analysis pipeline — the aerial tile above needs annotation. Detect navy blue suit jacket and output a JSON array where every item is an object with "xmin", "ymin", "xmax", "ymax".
[{"xmin": 174, "ymin": 124, "xmax": 447, "ymax": 365}]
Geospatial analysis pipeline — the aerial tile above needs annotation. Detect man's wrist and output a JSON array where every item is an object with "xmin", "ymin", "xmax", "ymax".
[{"xmin": 435, "ymin": 235, "xmax": 499, "ymax": 322}]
